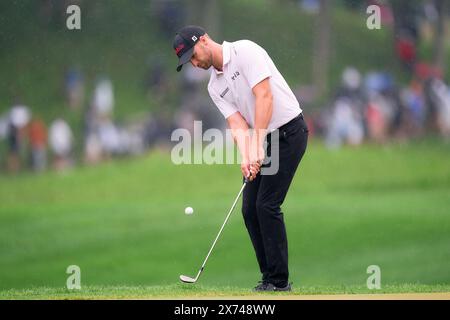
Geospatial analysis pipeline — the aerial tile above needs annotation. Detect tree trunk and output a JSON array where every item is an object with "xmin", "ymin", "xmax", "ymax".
[
  {"xmin": 203, "ymin": 0, "xmax": 220, "ymax": 39},
  {"xmin": 433, "ymin": 0, "xmax": 447, "ymax": 73},
  {"xmin": 186, "ymin": 0, "xmax": 220, "ymax": 39},
  {"xmin": 312, "ymin": 0, "xmax": 331, "ymax": 99}
]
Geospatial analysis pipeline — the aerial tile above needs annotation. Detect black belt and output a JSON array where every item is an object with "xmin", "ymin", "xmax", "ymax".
[
  {"xmin": 266, "ymin": 113, "xmax": 304, "ymax": 142},
  {"xmin": 278, "ymin": 113, "xmax": 304, "ymax": 131}
]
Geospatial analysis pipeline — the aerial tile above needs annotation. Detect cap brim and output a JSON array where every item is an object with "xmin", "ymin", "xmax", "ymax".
[{"xmin": 176, "ymin": 47, "xmax": 194, "ymax": 72}]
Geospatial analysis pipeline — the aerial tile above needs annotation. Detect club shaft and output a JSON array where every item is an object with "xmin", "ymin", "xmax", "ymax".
[{"xmin": 194, "ymin": 181, "xmax": 247, "ymax": 280}]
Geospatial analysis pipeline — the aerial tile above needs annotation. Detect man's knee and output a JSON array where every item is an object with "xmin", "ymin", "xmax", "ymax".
[
  {"xmin": 255, "ymin": 198, "xmax": 280, "ymax": 217},
  {"xmin": 242, "ymin": 201, "xmax": 257, "ymax": 219}
]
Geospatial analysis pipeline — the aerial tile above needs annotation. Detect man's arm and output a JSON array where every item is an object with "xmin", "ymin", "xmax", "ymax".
[
  {"xmin": 226, "ymin": 78, "xmax": 273, "ymax": 180},
  {"xmin": 250, "ymin": 77, "xmax": 273, "ymax": 170},
  {"xmin": 226, "ymin": 112, "xmax": 257, "ymax": 180}
]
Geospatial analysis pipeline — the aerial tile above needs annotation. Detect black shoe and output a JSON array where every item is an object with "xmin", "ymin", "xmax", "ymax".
[
  {"xmin": 252, "ymin": 280, "xmax": 269, "ymax": 292},
  {"xmin": 263, "ymin": 282, "xmax": 292, "ymax": 292}
]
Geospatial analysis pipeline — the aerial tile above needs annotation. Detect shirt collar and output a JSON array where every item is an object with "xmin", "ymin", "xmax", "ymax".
[{"xmin": 214, "ymin": 41, "xmax": 231, "ymax": 75}]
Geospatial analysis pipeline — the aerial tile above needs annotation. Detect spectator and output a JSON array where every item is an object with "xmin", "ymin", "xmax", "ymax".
[
  {"xmin": 151, "ymin": 0, "xmax": 185, "ymax": 36},
  {"xmin": 7, "ymin": 103, "xmax": 31, "ymax": 173},
  {"xmin": 299, "ymin": 0, "xmax": 319, "ymax": 14},
  {"xmin": 366, "ymin": 93, "xmax": 393, "ymax": 143},
  {"xmin": 395, "ymin": 30, "xmax": 417, "ymax": 72},
  {"xmin": 0, "ymin": 113, "xmax": 9, "ymax": 141},
  {"xmin": 27, "ymin": 117, "xmax": 48, "ymax": 172},
  {"xmin": 98, "ymin": 120, "xmax": 121, "ymax": 158},
  {"xmin": 84, "ymin": 132, "xmax": 103, "ymax": 165},
  {"xmin": 49, "ymin": 119, "xmax": 73, "ymax": 171},
  {"xmin": 398, "ymin": 86, "xmax": 423, "ymax": 138},
  {"xmin": 64, "ymin": 66, "xmax": 85, "ymax": 110},
  {"xmin": 92, "ymin": 76, "xmax": 115, "ymax": 120},
  {"xmin": 428, "ymin": 78, "xmax": 450, "ymax": 137},
  {"xmin": 326, "ymin": 97, "xmax": 364, "ymax": 148}
]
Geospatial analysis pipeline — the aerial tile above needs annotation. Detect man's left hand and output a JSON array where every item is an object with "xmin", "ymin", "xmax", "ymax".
[{"xmin": 249, "ymin": 142, "xmax": 265, "ymax": 179}]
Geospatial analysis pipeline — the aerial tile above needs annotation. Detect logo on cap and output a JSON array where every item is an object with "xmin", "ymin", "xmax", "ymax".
[
  {"xmin": 192, "ymin": 36, "xmax": 198, "ymax": 42},
  {"xmin": 175, "ymin": 43, "xmax": 185, "ymax": 55}
]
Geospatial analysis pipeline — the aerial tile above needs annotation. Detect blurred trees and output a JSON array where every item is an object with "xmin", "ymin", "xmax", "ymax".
[{"xmin": 390, "ymin": 0, "xmax": 448, "ymax": 73}]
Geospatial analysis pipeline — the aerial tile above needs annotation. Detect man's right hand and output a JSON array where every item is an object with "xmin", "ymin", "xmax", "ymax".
[
  {"xmin": 241, "ymin": 159, "xmax": 260, "ymax": 181},
  {"xmin": 227, "ymin": 112, "xmax": 260, "ymax": 182}
]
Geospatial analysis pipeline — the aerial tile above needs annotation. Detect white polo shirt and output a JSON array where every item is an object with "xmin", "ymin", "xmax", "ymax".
[{"xmin": 208, "ymin": 40, "xmax": 302, "ymax": 131}]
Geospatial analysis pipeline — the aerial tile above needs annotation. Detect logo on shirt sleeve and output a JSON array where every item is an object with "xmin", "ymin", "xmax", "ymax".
[
  {"xmin": 231, "ymin": 71, "xmax": 240, "ymax": 81},
  {"xmin": 220, "ymin": 87, "xmax": 230, "ymax": 98}
]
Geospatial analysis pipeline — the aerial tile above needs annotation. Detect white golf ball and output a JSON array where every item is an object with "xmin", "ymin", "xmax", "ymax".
[{"xmin": 185, "ymin": 207, "xmax": 194, "ymax": 215}]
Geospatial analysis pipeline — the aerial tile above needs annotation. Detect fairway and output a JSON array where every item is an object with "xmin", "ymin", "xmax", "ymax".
[{"xmin": 1, "ymin": 140, "xmax": 450, "ymax": 298}]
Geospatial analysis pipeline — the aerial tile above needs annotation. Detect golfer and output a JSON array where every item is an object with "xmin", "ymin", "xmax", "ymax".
[{"xmin": 173, "ymin": 26, "xmax": 308, "ymax": 291}]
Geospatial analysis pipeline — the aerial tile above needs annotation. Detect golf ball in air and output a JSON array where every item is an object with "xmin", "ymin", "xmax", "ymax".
[{"xmin": 185, "ymin": 207, "xmax": 194, "ymax": 215}]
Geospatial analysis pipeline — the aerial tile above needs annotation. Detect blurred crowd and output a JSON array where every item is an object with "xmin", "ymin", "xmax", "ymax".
[
  {"xmin": 304, "ymin": 66, "xmax": 450, "ymax": 149},
  {"xmin": 0, "ymin": 0, "xmax": 449, "ymax": 174},
  {"xmin": 295, "ymin": 0, "xmax": 450, "ymax": 147},
  {"xmin": 0, "ymin": 70, "xmax": 151, "ymax": 174},
  {"xmin": 0, "ymin": 102, "xmax": 75, "ymax": 173},
  {"xmin": 2, "ymin": 61, "xmax": 449, "ymax": 174}
]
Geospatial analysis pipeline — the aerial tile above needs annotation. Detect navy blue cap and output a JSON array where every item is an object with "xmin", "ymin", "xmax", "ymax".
[{"xmin": 173, "ymin": 25, "xmax": 206, "ymax": 72}]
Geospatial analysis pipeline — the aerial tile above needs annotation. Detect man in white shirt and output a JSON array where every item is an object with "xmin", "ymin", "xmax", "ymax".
[{"xmin": 173, "ymin": 26, "xmax": 308, "ymax": 291}]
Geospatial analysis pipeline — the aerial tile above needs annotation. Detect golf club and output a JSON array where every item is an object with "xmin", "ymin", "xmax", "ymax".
[{"xmin": 180, "ymin": 176, "xmax": 250, "ymax": 284}]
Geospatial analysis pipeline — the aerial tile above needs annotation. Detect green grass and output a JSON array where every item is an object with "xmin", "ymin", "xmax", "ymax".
[
  {"xmin": 2, "ymin": 284, "xmax": 450, "ymax": 300},
  {"xmin": 1, "ymin": 140, "xmax": 450, "ymax": 299}
]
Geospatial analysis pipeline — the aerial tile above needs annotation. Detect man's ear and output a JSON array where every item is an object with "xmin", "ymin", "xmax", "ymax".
[{"xmin": 200, "ymin": 34, "xmax": 208, "ymax": 45}]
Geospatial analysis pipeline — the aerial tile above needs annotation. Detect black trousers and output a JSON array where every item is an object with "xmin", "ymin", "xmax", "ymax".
[{"xmin": 242, "ymin": 114, "xmax": 308, "ymax": 287}]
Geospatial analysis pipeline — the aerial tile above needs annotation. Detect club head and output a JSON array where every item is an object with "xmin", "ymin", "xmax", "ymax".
[{"xmin": 179, "ymin": 275, "xmax": 196, "ymax": 283}]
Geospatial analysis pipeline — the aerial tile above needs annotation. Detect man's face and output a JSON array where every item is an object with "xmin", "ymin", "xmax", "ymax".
[{"xmin": 190, "ymin": 39, "xmax": 213, "ymax": 70}]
